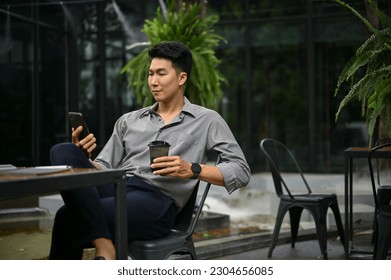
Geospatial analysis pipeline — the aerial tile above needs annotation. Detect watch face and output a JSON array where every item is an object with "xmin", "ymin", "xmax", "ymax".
[{"xmin": 192, "ymin": 163, "xmax": 201, "ymax": 173}]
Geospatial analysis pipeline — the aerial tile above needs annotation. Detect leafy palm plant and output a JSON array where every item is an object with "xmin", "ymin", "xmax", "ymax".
[
  {"xmin": 334, "ymin": 0, "xmax": 391, "ymax": 146},
  {"xmin": 121, "ymin": 0, "xmax": 227, "ymax": 110}
]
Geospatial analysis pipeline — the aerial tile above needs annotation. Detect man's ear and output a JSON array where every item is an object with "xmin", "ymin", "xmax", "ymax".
[{"xmin": 179, "ymin": 72, "xmax": 187, "ymax": 86}]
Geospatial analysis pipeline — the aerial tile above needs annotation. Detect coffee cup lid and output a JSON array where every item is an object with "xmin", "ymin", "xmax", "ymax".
[{"xmin": 148, "ymin": 140, "xmax": 170, "ymax": 147}]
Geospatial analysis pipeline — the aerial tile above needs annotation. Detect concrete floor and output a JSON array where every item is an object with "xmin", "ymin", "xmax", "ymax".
[
  {"xmin": 212, "ymin": 238, "xmax": 345, "ymax": 260},
  {"xmin": 0, "ymin": 210, "xmax": 379, "ymax": 261},
  {"xmin": 0, "ymin": 211, "xmax": 351, "ymax": 260}
]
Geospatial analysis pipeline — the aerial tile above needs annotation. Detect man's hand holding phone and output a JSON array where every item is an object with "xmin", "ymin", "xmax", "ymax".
[
  {"xmin": 69, "ymin": 112, "xmax": 96, "ymax": 158},
  {"xmin": 72, "ymin": 126, "xmax": 97, "ymax": 158}
]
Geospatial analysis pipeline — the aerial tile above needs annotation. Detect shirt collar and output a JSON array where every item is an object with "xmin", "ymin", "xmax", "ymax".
[
  {"xmin": 181, "ymin": 97, "xmax": 197, "ymax": 118},
  {"xmin": 139, "ymin": 97, "xmax": 197, "ymax": 118}
]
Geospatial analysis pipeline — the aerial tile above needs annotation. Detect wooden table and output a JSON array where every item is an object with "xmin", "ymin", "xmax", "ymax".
[
  {"xmin": 344, "ymin": 147, "xmax": 391, "ymax": 259},
  {"xmin": 0, "ymin": 168, "xmax": 128, "ymax": 260}
]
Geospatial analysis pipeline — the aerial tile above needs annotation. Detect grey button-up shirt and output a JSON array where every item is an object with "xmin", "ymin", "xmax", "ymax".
[{"xmin": 94, "ymin": 97, "xmax": 251, "ymax": 211}]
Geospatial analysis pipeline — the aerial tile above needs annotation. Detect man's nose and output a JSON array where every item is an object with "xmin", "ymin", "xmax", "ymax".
[{"xmin": 149, "ymin": 75, "xmax": 158, "ymax": 85}]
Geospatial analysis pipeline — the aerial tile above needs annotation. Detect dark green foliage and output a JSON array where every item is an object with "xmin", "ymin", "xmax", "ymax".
[
  {"xmin": 334, "ymin": 0, "xmax": 391, "ymax": 142},
  {"xmin": 121, "ymin": 1, "xmax": 227, "ymax": 109}
]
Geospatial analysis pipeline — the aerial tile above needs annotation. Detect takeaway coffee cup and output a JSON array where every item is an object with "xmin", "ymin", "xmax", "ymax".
[{"xmin": 148, "ymin": 140, "xmax": 170, "ymax": 171}]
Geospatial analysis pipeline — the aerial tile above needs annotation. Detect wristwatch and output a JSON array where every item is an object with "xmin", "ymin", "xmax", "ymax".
[{"xmin": 191, "ymin": 163, "xmax": 202, "ymax": 179}]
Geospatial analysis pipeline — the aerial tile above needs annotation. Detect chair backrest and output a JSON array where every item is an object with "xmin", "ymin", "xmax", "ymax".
[
  {"xmin": 374, "ymin": 137, "xmax": 391, "ymax": 187},
  {"xmin": 172, "ymin": 180, "xmax": 201, "ymax": 231},
  {"xmin": 172, "ymin": 155, "xmax": 221, "ymax": 236},
  {"xmin": 260, "ymin": 138, "xmax": 311, "ymax": 198},
  {"xmin": 368, "ymin": 141, "xmax": 391, "ymax": 211}
]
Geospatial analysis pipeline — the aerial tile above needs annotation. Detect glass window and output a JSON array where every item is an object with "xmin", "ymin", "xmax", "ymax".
[{"xmin": 249, "ymin": 0, "xmax": 306, "ymax": 18}]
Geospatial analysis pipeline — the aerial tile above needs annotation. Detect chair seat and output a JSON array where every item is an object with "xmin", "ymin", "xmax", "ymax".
[
  {"xmin": 128, "ymin": 229, "xmax": 196, "ymax": 260},
  {"xmin": 129, "ymin": 229, "xmax": 189, "ymax": 250},
  {"xmin": 281, "ymin": 193, "xmax": 337, "ymax": 203}
]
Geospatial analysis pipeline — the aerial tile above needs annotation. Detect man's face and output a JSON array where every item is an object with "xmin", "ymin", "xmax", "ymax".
[{"xmin": 148, "ymin": 58, "xmax": 187, "ymax": 103}]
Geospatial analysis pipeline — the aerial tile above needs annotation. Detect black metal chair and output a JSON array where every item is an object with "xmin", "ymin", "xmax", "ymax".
[
  {"xmin": 127, "ymin": 156, "xmax": 220, "ymax": 260},
  {"xmin": 369, "ymin": 137, "xmax": 391, "ymax": 245},
  {"xmin": 260, "ymin": 138, "xmax": 345, "ymax": 259},
  {"xmin": 368, "ymin": 141, "xmax": 391, "ymax": 259}
]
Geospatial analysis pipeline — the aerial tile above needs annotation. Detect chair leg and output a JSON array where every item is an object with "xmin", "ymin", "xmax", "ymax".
[
  {"xmin": 374, "ymin": 214, "xmax": 391, "ymax": 260},
  {"xmin": 375, "ymin": 231, "xmax": 389, "ymax": 260},
  {"xmin": 373, "ymin": 221, "xmax": 379, "ymax": 259},
  {"xmin": 330, "ymin": 202, "xmax": 345, "ymax": 247},
  {"xmin": 268, "ymin": 203, "xmax": 288, "ymax": 258},
  {"xmin": 289, "ymin": 206, "xmax": 303, "ymax": 248},
  {"xmin": 371, "ymin": 212, "xmax": 378, "ymax": 245},
  {"xmin": 186, "ymin": 239, "xmax": 197, "ymax": 260},
  {"xmin": 311, "ymin": 208, "xmax": 328, "ymax": 260}
]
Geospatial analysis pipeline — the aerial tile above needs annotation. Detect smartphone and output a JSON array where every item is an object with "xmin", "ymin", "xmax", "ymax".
[{"xmin": 69, "ymin": 112, "xmax": 90, "ymax": 140}]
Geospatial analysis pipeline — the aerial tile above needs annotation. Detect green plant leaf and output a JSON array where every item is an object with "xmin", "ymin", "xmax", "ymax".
[
  {"xmin": 121, "ymin": 1, "xmax": 227, "ymax": 109},
  {"xmin": 334, "ymin": 0, "xmax": 391, "ymax": 143}
]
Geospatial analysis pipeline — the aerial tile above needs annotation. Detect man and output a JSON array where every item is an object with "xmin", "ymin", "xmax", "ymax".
[{"xmin": 49, "ymin": 41, "xmax": 250, "ymax": 260}]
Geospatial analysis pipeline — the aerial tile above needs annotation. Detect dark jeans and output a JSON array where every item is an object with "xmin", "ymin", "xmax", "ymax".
[{"xmin": 48, "ymin": 143, "xmax": 176, "ymax": 260}]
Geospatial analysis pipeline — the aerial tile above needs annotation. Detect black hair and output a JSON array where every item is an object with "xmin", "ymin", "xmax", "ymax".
[{"xmin": 148, "ymin": 41, "xmax": 192, "ymax": 80}]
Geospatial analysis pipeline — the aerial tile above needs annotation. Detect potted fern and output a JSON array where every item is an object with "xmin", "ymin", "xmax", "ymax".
[
  {"xmin": 121, "ymin": 0, "xmax": 227, "ymax": 110},
  {"xmin": 334, "ymin": 0, "xmax": 391, "ymax": 147}
]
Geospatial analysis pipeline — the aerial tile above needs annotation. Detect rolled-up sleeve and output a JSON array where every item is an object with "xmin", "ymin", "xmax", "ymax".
[{"xmin": 218, "ymin": 160, "xmax": 251, "ymax": 193}]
